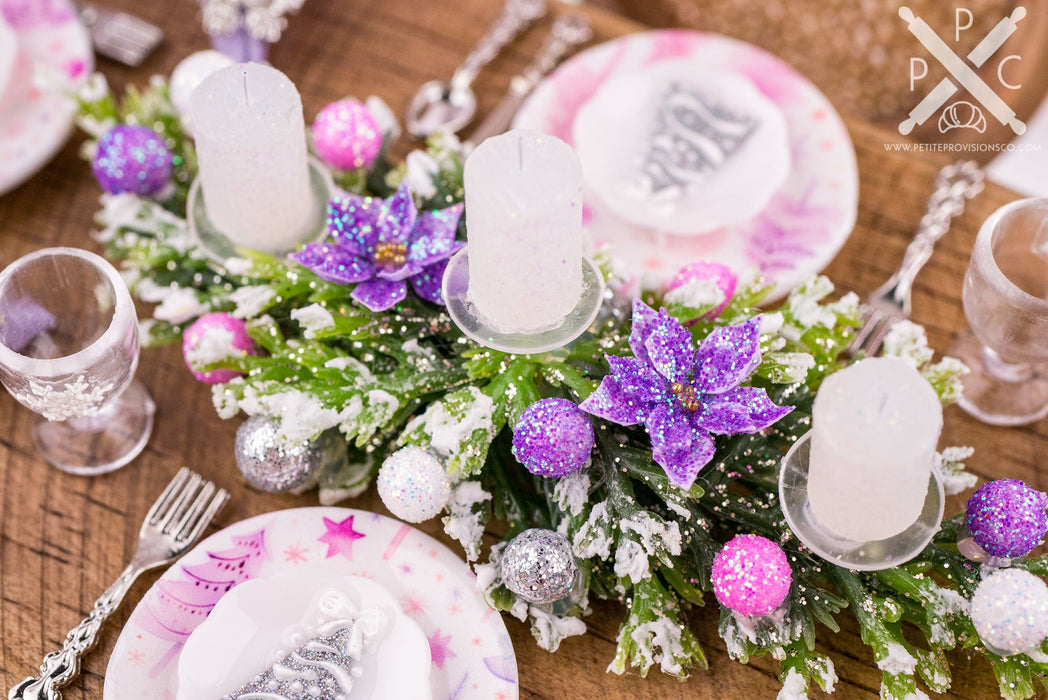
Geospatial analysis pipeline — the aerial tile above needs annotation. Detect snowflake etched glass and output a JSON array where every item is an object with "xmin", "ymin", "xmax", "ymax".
[{"xmin": 0, "ymin": 248, "xmax": 154, "ymax": 475}]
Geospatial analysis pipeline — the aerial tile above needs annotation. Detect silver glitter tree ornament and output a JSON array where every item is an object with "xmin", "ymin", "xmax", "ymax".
[
  {"xmin": 500, "ymin": 529, "xmax": 579, "ymax": 605},
  {"xmin": 234, "ymin": 416, "xmax": 347, "ymax": 493}
]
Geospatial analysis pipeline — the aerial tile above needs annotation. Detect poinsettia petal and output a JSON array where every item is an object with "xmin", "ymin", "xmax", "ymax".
[
  {"xmin": 693, "ymin": 318, "xmax": 762, "ymax": 395},
  {"xmin": 328, "ymin": 196, "xmax": 381, "ymax": 255},
  {"xmin": 643, "ymin": 309, "xmax": 694, "ymax": 382},
  {"xmin": 376, "ymin": 184, "xmax": 418, "ymax": 244},
  {"xmin": 408, "ymin": 204, "xmax": 464, "ymax": 267},
  {"xmin": 607, "ymin": 355, "xmax": 665, "ymax": 405},
  {"xmin": 694, "ymin": 398, "xmax": 754, "ymax": 434},
  {"xmin": 290, "ymin": 244, "xmax": 373, "ymax": 284},
  {"xmin": 628, "ymin": 299, "xmax": 659, "ymax": 365},
  {"xmin": 579, "ymin": 375, "xmax": 650, "ymax": 426},
  {"xmin": 645, "ymin": 404, "xmax": 715, "ymax": 489},
  {"xmin": 409, "ymin": 259, "xmax": 449, "ymax": 305},
  {"xmin": 376, "ymin": 261, "xmax": 423, "ymax": 282},
  {"xmin": 351, "ymin": 278, "xmax": 407, "ymax": 312},
  {"xmin": 717, "ymin": 386, "xmax": 793, "ymax": 431}
]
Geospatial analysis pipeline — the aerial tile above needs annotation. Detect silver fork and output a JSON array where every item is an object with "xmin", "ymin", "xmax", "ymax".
[
  {"xmin": 847, "ymin": 160, "xmax": 984, "ymax": 357},
  {"xmin": 9, "ymin": 468, "xmax": 230, "ymax": 700}
]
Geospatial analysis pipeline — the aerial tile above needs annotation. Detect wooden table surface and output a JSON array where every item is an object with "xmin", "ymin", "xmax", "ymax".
[{"xmin": 0, "ymin": 1, "xmax": 1043, "ymax": 698}]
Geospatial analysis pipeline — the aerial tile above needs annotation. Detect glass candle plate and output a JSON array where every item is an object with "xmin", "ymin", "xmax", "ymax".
[{"xmin": 779, "ymin": 431, "xmax": 944, "ymax": 571}]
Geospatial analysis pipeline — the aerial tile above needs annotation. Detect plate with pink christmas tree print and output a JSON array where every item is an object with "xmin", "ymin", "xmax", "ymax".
[
  {"xmin": 104, "ymin": 507, "xmax": 519, "ymax": 700},
  {"xmin": 512, "ymin": 29, "xmax": 859, "ymax": 301}
]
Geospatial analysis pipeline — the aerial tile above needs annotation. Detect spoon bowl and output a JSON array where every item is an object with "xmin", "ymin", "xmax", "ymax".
[{"xmin": 405, "ymin": 79, "xmax": 478, "ymax": 138}]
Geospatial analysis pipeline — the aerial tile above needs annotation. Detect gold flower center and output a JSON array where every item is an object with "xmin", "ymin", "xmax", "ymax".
[
  {"xmin": 373, "ymin": 241, "xmax": 408, "ymax": 269},
  {"xmin": 671, "ymin": 382, "xmax": 700, "ymax": 412}
]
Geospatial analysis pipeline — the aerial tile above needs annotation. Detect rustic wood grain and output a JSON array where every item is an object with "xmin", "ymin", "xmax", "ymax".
[{"xmin": 0, "ymin": 1, "xmax": 1042, "ymax": 698}]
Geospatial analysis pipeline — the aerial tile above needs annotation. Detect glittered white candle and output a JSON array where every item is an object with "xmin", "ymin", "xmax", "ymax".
[
  {"xmin": 464, "ymin": 129, "xmax": 583, "ymax": 332},
  {"xmin": 189, "ymin": 62, "xmax": 313, "ymax": 252},
  {"xmin": 807, "ymin": 357, "xmax": 943, "ymax": 541}
]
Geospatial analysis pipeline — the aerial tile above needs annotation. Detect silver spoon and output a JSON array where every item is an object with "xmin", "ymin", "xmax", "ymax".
[
  {"xmin": 405, "ymin": 0, "xmax": 547, "ymax": 139},
  {"xmin": 466, "ymin": 12, "xmax": 592, "ymax": 148}
]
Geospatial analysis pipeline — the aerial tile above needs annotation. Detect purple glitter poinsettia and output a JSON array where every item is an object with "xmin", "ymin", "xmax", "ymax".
[
  {"xmin": 290, "ymin": 184, "xmax": 464, "ymax": 312},
  {"xmin": 580, "ymin": 300, "xmax": 792, "ymax": 490}
]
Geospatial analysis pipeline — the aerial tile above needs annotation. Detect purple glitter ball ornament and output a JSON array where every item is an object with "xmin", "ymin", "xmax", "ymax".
[
  {"xmin": 965, "ymin": 479, "xmax": 1048, "ymax": 559},
  {"xmin": 92, "ymin": 125, "xmax": 173, "ymax": 196},
  {"xmin": 312, "ymin": 99, "xmax": 382, "ymax": 170},
  {"xmin": 182, "ymin": 312, "xmax": 258, "ymax": 384},
  {"xmin": 711, "ymin": 534, "xmax": 792, "ymax": 616},
  {"xmin": 512, "ymin": 398, "xmax": 595, "ymax": 478}
]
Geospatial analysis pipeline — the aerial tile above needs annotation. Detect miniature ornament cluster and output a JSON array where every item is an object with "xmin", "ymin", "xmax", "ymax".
[{"xmin": 77, "ymin": 72, "xmax": 1048, "ymax": 700}]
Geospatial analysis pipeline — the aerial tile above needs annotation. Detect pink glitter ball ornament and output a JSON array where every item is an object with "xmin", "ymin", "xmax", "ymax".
[
  {"xmin": 666, "ymin": 261, "xmax": 737, "ymax": 319},
  {"xmin": 182, "ymin": 312, "xmax": 258, "ymax": 384},
  {"xmin": 311, "ymin": 98, "xmax": 382, "ymax": 170},
  {"xmin": 711, "ymin": 534, "xmax": 792, "ymax": 616}
]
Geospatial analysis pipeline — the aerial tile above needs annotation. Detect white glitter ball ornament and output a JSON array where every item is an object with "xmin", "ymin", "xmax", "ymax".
[
  {"xmin": 377, "ymin": 447, "xmax": 452, "ymax": 523},
  {"xmin": 501, "ymin": 529, "xmax": 578, "ymax": 605},
  {"xmin": 169, "ymin": 50, "xmax": 235, "ymax": 123},
  {"xmin": 970, "ymin": 568, "xmax": 1048, "ymax": 655}
]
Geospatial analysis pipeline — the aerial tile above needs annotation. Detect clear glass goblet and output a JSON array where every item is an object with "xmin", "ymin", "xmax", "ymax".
[
  {"xmin": 949, "ymin": 198, "xmax": 1048, "ymax": 426},
  {"xmin": 0, "ymin": 247, "xmax": 155, "ymax": 474}
]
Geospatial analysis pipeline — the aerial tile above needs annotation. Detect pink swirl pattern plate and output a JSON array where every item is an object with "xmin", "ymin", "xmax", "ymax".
[
  {"xmin": 104, "ymin": 507, "xmax": 519, "ymax": 700},
  {"xmin": 0, "ymin": 0, "xmax": 92, "ymax": 195},
  {"xmin": 512, "ymin": 29, "xmax": 858, "ymax": 300}
]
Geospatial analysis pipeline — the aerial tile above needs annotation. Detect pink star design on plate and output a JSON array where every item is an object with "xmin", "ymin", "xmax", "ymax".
[
  {"xmin": 401, "ymin": 594, "xmax": 428, "ymax": 616},
  {"xmin": 448, "ymin": 601, "xmax": 462, "ymax": 616},
  {"xmin": 318, "ymin": 515, "xmax": 366, "ymax": 560},
  {"xmin": 428, "ymin": 628, "xmax": 456, "ymax": 669},
  {"xmin": 127, "ymin": 649, "xmax": 146, "ymax": 666},
  {"xmin": 283, "ymin": 543, "xmax": 308, "ymax": 563}
]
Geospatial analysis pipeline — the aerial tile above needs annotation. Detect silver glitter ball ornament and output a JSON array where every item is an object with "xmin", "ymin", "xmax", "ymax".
[
  {"xmin": 234, "ymin": 416, "xmax": 346, "ymax": 493},
  {"xmin": 501, "ymin": 529, "xmax": 578, "ymax": 605}
]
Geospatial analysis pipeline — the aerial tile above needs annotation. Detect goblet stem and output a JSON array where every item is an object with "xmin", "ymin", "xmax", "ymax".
[{"xmin": 981, "ymin": 346, "xmax": 1034, "ymax": 383}]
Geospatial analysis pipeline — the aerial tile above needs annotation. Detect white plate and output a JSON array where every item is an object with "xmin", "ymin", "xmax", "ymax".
[
  {"xmin": 0, "ymin": 0, "xmax": 92, "ymax": 195},
  {"xmin": 104, "ymin": 507, "xmax": 519, "ymax": 700},
  {"xmin": 512, "ymin": 29, "xmax": 859, "ymax": 300}
]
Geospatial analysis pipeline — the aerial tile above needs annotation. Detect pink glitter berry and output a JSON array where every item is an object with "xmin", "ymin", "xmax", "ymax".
[
  {"xmin": 311, "ymin": 99, "xmax": 382, "ymax": 170},
  {"xmin": 182, "ymin": 312, "xmax": 257, "ymax": 384},
  {"xmin": 666, "ymin": 261, "xmax": 737, "ymax": 319},
  {"xmin": 711, "ymin": 534, "xmax": 792, "ymax": 616}
]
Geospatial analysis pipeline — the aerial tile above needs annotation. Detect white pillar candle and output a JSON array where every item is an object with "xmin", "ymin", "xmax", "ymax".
[
  {"xmin": 807, "ymin": 357, "xmax": 942, "ymax": 541},
  {"xmin": 189, "ymin": 62, "xmax": 314, "ymax": 253},
  {"xmin": 464, "ymin": 129, "xmax": 583, "ymax": 333}
]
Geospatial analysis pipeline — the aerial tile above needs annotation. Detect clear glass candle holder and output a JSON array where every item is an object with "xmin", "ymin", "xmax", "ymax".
[
  {"xmin": 0, "ymin": 247, "xmax": 155, "ymax": 475},
  {"xmin": 949, "ymin": 198, "xmax": 1048, "ymax": 425}
]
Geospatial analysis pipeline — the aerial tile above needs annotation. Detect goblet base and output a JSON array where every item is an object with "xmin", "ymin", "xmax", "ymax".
[
  {"xmin": 32, "ymin": 379, "xmax": 155, "ymax": 476},
  {"xmin": 949, "ymin": 329, "xmax": 1048, "ymax": 426},
  {"xmin": 778, "ymin": 431, "xmax": 944, "ymax": 571}
]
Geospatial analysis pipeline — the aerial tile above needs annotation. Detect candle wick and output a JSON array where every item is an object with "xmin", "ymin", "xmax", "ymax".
[
  {"xmin": 517, "ymin": 136, "xmax": 523, "ymax": 171},
  {"xmin": 243, "ymin": 71, "xmax": 249, "ymax": 105}
]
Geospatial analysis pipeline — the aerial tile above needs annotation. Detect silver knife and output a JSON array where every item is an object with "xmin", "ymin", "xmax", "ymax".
[{"xmin": 466, "ymin": 12, "xmax": 592, "ymax": 148}]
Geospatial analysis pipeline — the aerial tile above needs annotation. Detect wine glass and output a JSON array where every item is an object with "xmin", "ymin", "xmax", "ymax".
[
  {"xmin": 949, "ymin": 198, "xmax": 1048, "ymax": 426},
  {"xmin": 0, "ymin": 247, "xmax": 155, "ymax": 474}
]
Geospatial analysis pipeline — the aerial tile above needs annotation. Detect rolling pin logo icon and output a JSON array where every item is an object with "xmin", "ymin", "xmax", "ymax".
[{"xmin": 900, "ymin": 5, "xmax": 1027, "ymax": 136}]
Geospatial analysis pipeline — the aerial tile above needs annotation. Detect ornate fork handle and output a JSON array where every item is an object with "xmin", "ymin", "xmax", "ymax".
[
  {"xmin": 451, "ymin": 0, "xmax": 546, "ymax": 90},
  {"xmin": 886, "ymin": 160, "xmax": 985, "ymax": 307},
  {"xmin": 9, "ymin": 565, "xmax": 141, "ymax": 700}
]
